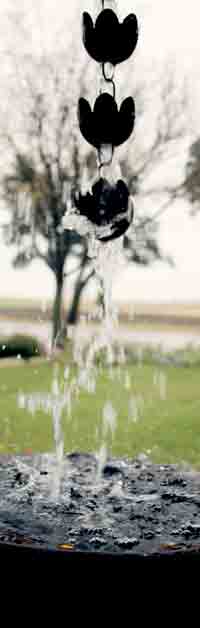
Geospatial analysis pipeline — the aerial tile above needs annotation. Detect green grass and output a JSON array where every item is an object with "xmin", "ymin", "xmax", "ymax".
[{"xmin": 0, "ymin": 354, "xmax": 200, "ymax": 468}]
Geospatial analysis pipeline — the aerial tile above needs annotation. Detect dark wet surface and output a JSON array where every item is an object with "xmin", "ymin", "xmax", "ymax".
[{"xmin": 1, "ymin": 453, "xmax": 200, "ymax": 554}]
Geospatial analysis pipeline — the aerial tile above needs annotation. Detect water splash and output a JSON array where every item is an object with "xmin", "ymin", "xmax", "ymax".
[
  {"xmin": 124, "ymin": 372, "xmax": 131, "ymax": 390},
  {"xmin": 50, "ymin": 367, "xmax": 64, "ymax": 499},
  {"xmin": 102, "ymin": 401, "xmax": 117, "ymax": 439},
  {"xmin": 17, "ymin": 366, "xmax": 74, "ymax": 501},
  {"xmin": 96, "ymin": 444, "xmax": 108, "ymax": 483},
  {"xmin": 16, "ymin": 178, "xmax": 137, "ymax": 505},
  {"xmin": 128, "ymin": 396, "xmax": 139, "ymax": 424},
  {"xmin": 153, "ymin": 369, "xmax": 167, "ymax": 401}
]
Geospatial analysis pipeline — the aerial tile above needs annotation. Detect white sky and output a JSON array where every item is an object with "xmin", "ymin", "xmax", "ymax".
[{"xmin": 1, "ymin": 0, "xmax": 200, "ymax": 304}]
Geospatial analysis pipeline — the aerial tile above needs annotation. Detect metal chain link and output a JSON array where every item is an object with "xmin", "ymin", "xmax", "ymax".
[{"xmin": 97, "ymin": 1, "xmax": 116, "ymax": 176}]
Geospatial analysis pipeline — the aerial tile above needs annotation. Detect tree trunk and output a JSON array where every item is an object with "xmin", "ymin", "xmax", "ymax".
[
  {"xmin": 67, "ymin": 279, "xmax": 84, "ymax": 325},
  {"xmin": 52, "ymin": 274, "xmax": 64, "ymax": 348},
  {"xmin": 66, "ymin": 245, "xmax": 89, "ymax": 326}
]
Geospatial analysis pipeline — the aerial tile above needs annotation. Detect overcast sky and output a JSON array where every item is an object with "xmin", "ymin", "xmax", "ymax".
[{"xmin": 1, "ymin": 0, "xmax": 200, "ymax": 304}]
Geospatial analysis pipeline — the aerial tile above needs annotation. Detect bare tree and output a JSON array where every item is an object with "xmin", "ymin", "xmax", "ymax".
[
  {"xmin": 181, "ymin": 139, "xmax": 200, "ymax": 210},
  {"xmin": 0, "ymin": 31, "xmax": 93, "ymax": 347},
  {"xmin": 0, "ymin": 7, "xmax": 187, "ymax": 337}
]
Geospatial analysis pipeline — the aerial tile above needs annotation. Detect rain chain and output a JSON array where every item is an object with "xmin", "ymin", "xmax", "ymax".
[{"xmin": 75, "ymin": 0, "xmax": 139, "ymax": 242}]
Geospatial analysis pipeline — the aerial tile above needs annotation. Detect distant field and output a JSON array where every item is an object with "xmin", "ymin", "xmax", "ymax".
[
  {"xmin": 82, "ymin": 300, "xmax": 200, "ymax": 327},
  {"xmin": 125, "ymin": 302, "xmax": 200, "ymax": 327},
  {"xmin": 1, "ymin": 297, "xmax": 200, "ymax": 328},
  {"xmin": 0, "ymin": 298, "xmax": 50, "ymax": 310},
  {"xmin": 0, "ymin": 297, "xmax": 53, "ymax": 321}
]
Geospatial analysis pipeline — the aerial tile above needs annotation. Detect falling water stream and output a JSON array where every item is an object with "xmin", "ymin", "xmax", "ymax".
[
  {"xmin": 14, "ymin": 224, "xmax": 140, "ymax": 513},
  {"xmin": 13, "ymin": 213, "xmax": 172, "ymax": 509}
]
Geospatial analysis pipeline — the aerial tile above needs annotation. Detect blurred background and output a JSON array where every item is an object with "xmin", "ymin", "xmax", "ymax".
[{"xmin": 0, "ymin": 0, "xmax": 200, "ymax": 311}]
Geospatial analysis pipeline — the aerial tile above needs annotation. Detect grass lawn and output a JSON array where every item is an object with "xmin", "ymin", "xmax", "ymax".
[{"xmin": 0, "ymin": 353, "xmax": 200, "ymax": 468}]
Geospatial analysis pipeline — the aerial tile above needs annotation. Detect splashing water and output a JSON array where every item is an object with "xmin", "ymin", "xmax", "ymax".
[
  {"xmin": 96, "ymin": 443, "xmax": 108, "ymax": 483},
  {"xmin": 50, "ymin": 367, "xmax": 64, "ymax": 499},
  {"xmin": 17, "ymin": 365, "xmax": 75, "ymax": 501},
  {"xmin": 124, "ymin": 372, "xmax": 131, "ymax": 390},
  {"xmin": 102, "ymin": 401, "xmax": 117, "ymax": 439},
  {"xmin": 128, "ymin": 396, "xmax": 139, "ymax": 424},
  {"xmin": 16, "ymin": 176, "xmax": 136, "ymax": 506},
  {"xmin": 153, "ymin": 369, "xmax": 167, "ymax": 401},
  {"xmin": 63, "ymin": 188, "xmax": 137, "ymax": 480}
]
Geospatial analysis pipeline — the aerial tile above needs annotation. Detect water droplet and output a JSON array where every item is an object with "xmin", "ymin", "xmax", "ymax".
[
  {"xmin": 102, "ymin": 401, "xmax": 117, "ymax": 438},
  {"xmin": 128, "ymin": 396, "xmax": 139, "ymax": 423},
  {"xmin": 96, "ymin": 444, "xmax": 108, "ymax": 481},
  {"xmin": 125, "ymin": 372, "xmax": 131, "ymax": 390},
  {"xmin": 64, "ymin": 367, "xmax": 70, "ymax": 380},
  {"xmin": 153, "ymin": 369, "xmax": 167, "ymax": 400}
]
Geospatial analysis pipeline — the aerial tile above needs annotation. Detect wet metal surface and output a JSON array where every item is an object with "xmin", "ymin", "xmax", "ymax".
[{"xmin": 1, "ymin": 453, "xmax": 200, "ymax": 555}]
